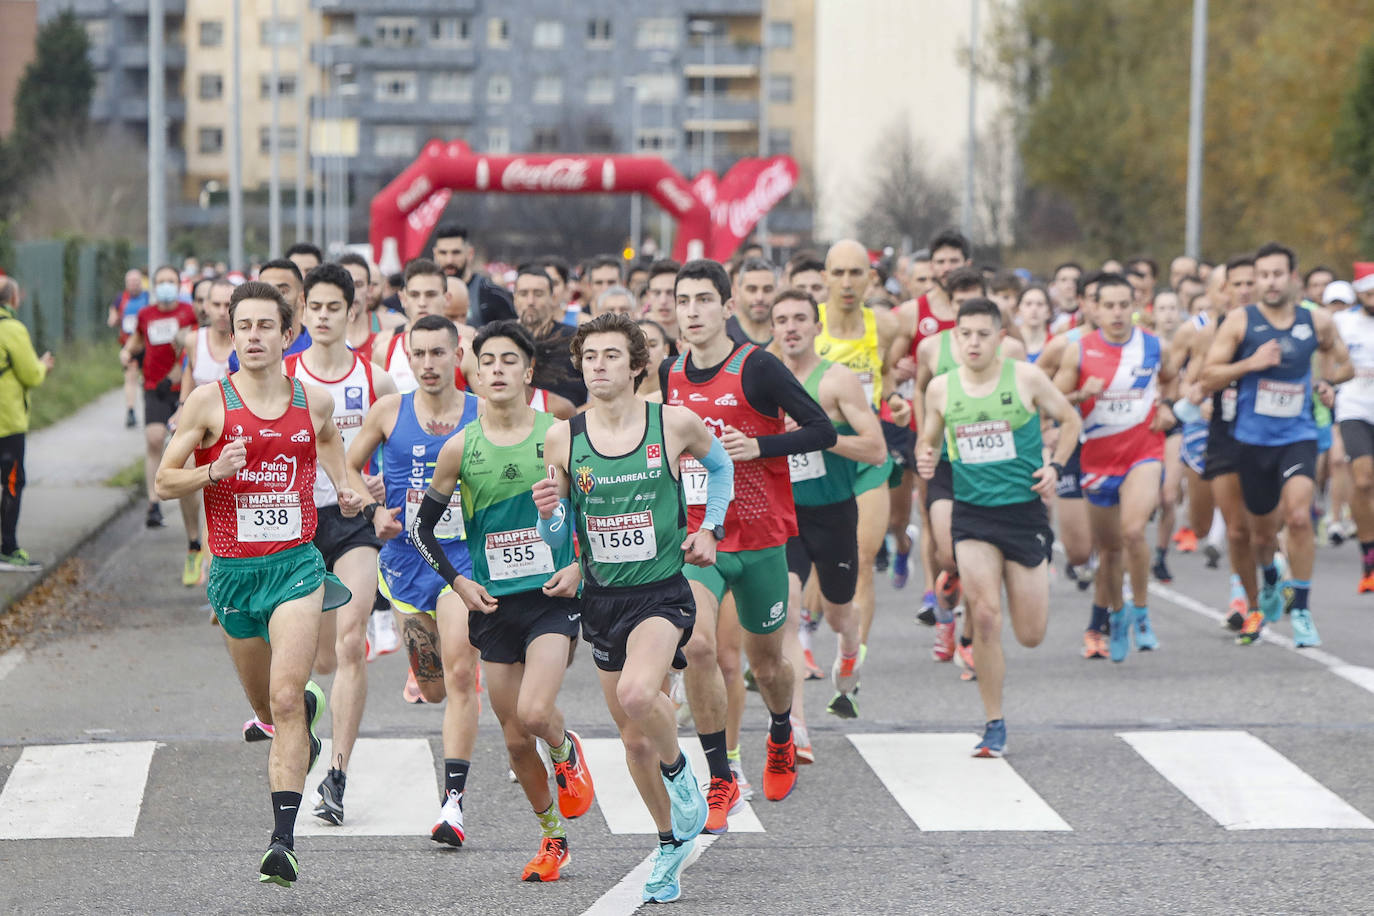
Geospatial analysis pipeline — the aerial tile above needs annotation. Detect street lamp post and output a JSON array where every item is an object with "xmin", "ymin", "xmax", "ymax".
[
  {"xmin": 1184, "ymin": 0, "xmax": 1208, "ymax": 259},
  {"xmin": 147, "ymin": 0, "xmax": 166, "ymax": 272},
  {"xmin": 268, "ymin": 0, "xmax": 282, "ymax": 257},
  {"xmin": 228, "ymin": 0, "xmax": 244, "ymax": 269},
  {"xmin": 627, "ymin": 79, "xmax": 642, "ymax": 256}
]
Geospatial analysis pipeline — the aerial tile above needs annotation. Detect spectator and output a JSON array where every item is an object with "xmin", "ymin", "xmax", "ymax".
[
  {"xmin": 429, "ymin": 223, "xmax": 517, "ymax": 325},
  {"xmin": 0, "ymin": 277, "xmax": 53, "ymax": 571},
  {"xmin": 106, "ymin": 268, "xmax": 148, "ymax": 427}
]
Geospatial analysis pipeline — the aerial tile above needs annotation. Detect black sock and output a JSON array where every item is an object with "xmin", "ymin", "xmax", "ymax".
[
  {"xmin": 1262, "ymin": 563, "xmax": 1279, "ymax": 587},
  {"xmin": 768, "ymin": 707, "xmax": 792, "ymax": 745},
  {"xmin": 660, "ymin": 752, "xmax": 686, "ymax": 780},
  {"xmin": 270, "ymin": 791, "xmax": 302, "ymax": 848},
  {"xmin": 1089, "ymin": 604, "xmax": 1110, "ymax": 633},
  {"xmin": 188, "ymin": 539, "xmax": 201, "ymax": 552},
  {"xmin": 443, "ymin": 758, "xmax": 470, "ymax": 797},
  {"xmin": 1362, "ymin": 541, "xmax": 1374, "ymax": 572},
  {"xmin": 698, "ymin": 729, "xmax": 732, "ymax": 782},
  {"xmin": 658, "ymin": 829, "xmax": 683, "ymax": 847},
  {"xmin": 1154, "ymin": 546, "xmax": 1166, "ymax": 561},
  {"xmin": 959, "ymin": 635, "xmax": 973, "ymax": 648}
]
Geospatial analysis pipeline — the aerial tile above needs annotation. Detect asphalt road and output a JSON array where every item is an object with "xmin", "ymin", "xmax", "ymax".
[{"xmin": 3, "ymin": 502, "xmax": 1374, "ymax": 915}]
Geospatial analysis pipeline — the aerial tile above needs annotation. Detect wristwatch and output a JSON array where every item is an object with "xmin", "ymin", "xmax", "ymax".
[
  {"xmin": 362, "ymin": 502, "xmax": 380, "ymax": 523},
  {"xmin": 702, "ymin": 524, "xmax": 726, "ymax": 541},
  {"xmin": 1049, "ymin": 461, "xmax": 1066, "ymax": 479}
]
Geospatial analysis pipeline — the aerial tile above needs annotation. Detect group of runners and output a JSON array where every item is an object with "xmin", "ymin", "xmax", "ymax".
[{"xmin": 144, "ymin": 226, "xmax": 1371, "ymax": 902}]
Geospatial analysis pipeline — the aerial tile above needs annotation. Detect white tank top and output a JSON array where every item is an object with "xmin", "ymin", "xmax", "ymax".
[
  {"xmin": 192, "ymin": 327, "xmax": 231, "ymax": 386},
  {"xmin": 1334, "ymin": 306, "xmax": 1374, "ymax": 425},
  {"xmin": 528, "ymin": 388, "xmax": 548, "ymax": 412},
  {"xmin": 285, "ymin": 350, "xmax": 378, "ymax": 507},
  {"xmin": 386, "ymin": 331, "xmax": 418, "ymax": 394}
]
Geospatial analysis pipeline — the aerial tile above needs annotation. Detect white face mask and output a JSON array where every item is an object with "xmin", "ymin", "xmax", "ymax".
[{"xmin": 155, "ymin": 281, "xmax": 178, "ymax": 303}]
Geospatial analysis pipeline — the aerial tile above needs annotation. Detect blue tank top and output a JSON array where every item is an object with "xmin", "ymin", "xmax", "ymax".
[
  {"xmin": 1233, "ymin": 304, "xmax": 1318, "ymax": 446},
  {"xmin": 380, "ymin": 391, "xmax": 480, "ymax": 555}
]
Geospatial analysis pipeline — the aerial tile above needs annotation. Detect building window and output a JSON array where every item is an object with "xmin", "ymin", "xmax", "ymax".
[
  {"xmin": 531, "ymin": 128, "xmax": 560, "ymax": 152},
  {"xmin": 532, "ymin": 20, "xmax": 564, "ymax": 50},
  {"xmin": 586, "ymin": 18, "xmax": 612, "ymax": 47},
  {"xmin": 374, "ymin": 71, "xmax": 418, "ymax": 103},
  {"xmin": 430, "ymin": 72, "xmax": 473, "ymax": 103},
  {"xmin": 585, "ymin": 76, "xmax": 614, "ymax": 105},
  {"xmin": 767, "ymin": 128, "xmax": 792, "ymax": 155},
  {"xmin": 374, "ymin": 126, "xmax": 418, "ymax": 158},
  {"xmin": 198, "ymin": 20, "xmax": 222, "ymax": 48},
  {"xmin": 488, "ymin": 17, "xmax": 509, "ymax": 48},
  {"xmin": 635, "ymin": 73, "xmax": 677, "ymax": 104},
  {"xmin": 259, "ymin": 126, "xmax": 299, "ymax": 153},
  {"xmin": 84, "ymin": 18, "xmax": 109, "ymax": 48},
  {"xmin": 259, "ymin": 74, "xmax": 297, "ymax": 100},
  {"xmin": 198, "ymin": 73, "xmax": 223, "ymax": 101},
  {"xmin": 768, "ymin": 74, "xmax": 793, "ymax": 103},
  {"xmin": 586, "ymin": 125, "xmax": 615, "ymax": 152},
  {"xmin": 431, "ymin": 17, "xmax": 470, "ymax": 47},
  {"xmin": 260, "ymin": 19, "xmax": 300, "ymax": 46},
  {"xmin": 635, "ymin": 18, "xmax": 678, "ymax": 49},
  {"xmin": 635, "ymin": 128, "xmax": 677, "ymax": 154},
  {"xmin": 487, "ymin": 74, "xmax": 511, "ymax": 103},
  {"xmin": 487, "ymin": 127, "xmax": 510, "ymax": 154},
  {"xmin": 767, "ymin": 21, "xmax": 793, "ymax": 49},
  {"xmin": 375, "ymin": 17, "xmax": 419, "ymax": 47},
  {"xmin": 532, "ymin": 76, "xmax": 562, "ymax": 105},
  {"xmin": 198, "ymin": 127, "xmax": 224, "ymax": 155}
]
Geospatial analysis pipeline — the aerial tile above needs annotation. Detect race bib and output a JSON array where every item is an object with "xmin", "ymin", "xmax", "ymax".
[
  {"xmin": 1221, "ymin": 387, "xmax": 1237, "ymax": 422},
  {"xmin": 789, "ymin": 451, "xmax": 825, "ymax": 482},
  {"xmin": 405, "ymin": 488, "xmax": 464, "ymax": 539},
  {"xmin": 235, "ymin": 492, "xmax": 302, "ymax": 542},
  {"xmin": 146, "ymin": 316, "xmax": 180, "ymax": 346},
  {"xmin": 586, "ymin": 511, "xmax": 656, "ymax": 563},
  {"xmin": 1094, "ymin": 389, "xmax": 1146, "ymax": 425},
  {"xmin": 681, "ymin": 457, "xmax": 708, "ymax": 506},
  {"xmin": 896, "ymin": 378, "xmax": 915, "ymax": 399},
  {"xmin": 857, "ymin": 370, "xmax": 875, "ymax": 406},
  {"xmin": 484, "ymin": 527, "xmax": 555, "ymax": 579},
  {"xmin": 121, "ymin": 314, "xmax": 138, "ymax": 335},
  {"xmin": 954, "ymin": 420, "xmax": 1015, "ymax": 464},
  {"xmin": 1255, "ymin": 379, "xmax": 1304, "ymax": 418}
]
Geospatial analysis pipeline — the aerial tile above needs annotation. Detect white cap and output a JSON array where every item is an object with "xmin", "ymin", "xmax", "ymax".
[{"xmin": 1323, "ymin": 280, "xmax": 1356, "ymax": 305}]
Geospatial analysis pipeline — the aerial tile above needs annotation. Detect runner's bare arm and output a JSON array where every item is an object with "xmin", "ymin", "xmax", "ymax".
[
  {"xmin": 1020, "ymin": 362, "xmax": 1081, "ymax": 467},
  {"xmin": 119, "ymin": 329, "xmax": 145, "ymax": 365},
  {"xmin": 545, "ymin": 390, "xmax": 577, "ymax": 420},
  {"xmin": 873, "ymin": 306, "xmax": 899, "ymax": 396},
  {"xmin": 1315, "ymin": 309, "xmax": 1354, "ymax": 386},
  {"xmin": 914, "ymin": 375, "xmax": 948, "ymax": 480},
  {"xmin": 824, "ymin": 365, "xmax": 887, "ymax": 465},
  {"xmin": 371, "ymin": 366, "xmax": 398, "ymax": 399},
  {"xmin": 154, "ymin": 384, "xmax": 231, "ymax": 499},
  {"xmin": 1199, "ymin": 309, "xmax": 1266, "ymax": 393},
  {"xmin": 886, "ymin": 306, "xmax": 917, "ymax": 383},
  {"xmin": 1036, "ymin": 335, "xmax": 1067, "ymax": 379},
  {"xmin": 1001, "ymin": 337, "xmax": 1027, "ymax": 362},
  {"xmin": 369, "ymin": 330, "xmax": 392, "ymax": 367},
  {"xmin": 1053, "ymin": 340, "xmax": 1083, "ymax": 399}
]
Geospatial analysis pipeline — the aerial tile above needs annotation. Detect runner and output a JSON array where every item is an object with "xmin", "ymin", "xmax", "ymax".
[
  {"xmin": 918, "ymin": 297, "xmax": 1081, "ymax": 756},
  {"xmin": 513, "ymin": 266, "xmax": 587, "ymax": 407},
  {"xmin": 153, "ymin": 280, "xmax": 361, "ymax": 887},
  {"xmin": 1201, "ymin": 243, "xmax": 1352, "ymax": 647},
  {"xmin": 1150, "ymin": 290, "xmax": 1186, "ymax": 584},
  {"xmin": 227, "ymin": 259, "xmax": 312, "ymax": 372},
  {"xmin": 413, "ymin": 320, "xmax": 595, "ymax": 882},
  {"xmin": 371, "ymin": 258, "xmax": 451, "ymax": 394},
  {"xmin": 1334, "ymin": 268, "xmax": 1374, "ymax": 591},
  {"xmin": 665, "ymin": 259, "xmax": 838, "ymax": 830},
  {"xmin": 338, "ymin": 253, "xmax": 403, "ymax": 354},
  {"xmin": 726, "ymin": 257, "xmax": 777, "ymax": 347},
  {"xmin": 1048, "ymin": 263, "xmax": 1086, "ymax": 333},
  {"xmin": 346, "ymin": 313, "xmax": 484, "ymax": 841},
  {"xmin": 1055, "ymin": 273, "xmax": 1177, "ymax": 664},
  {"xmin": 108, "ymin": 268, "xmax": 148, "ymax": 428},
  {"xmin": 641, "ymin": 260, "xmax": 682, "ymax": 344},
  {"xmin": 634, "ymin": 319, "xmax": 676, "ymax": 403},
  {"xmin": 786, "ymin": 254, "xmax": 829, "ymax": 305},
  {"xmin": 1016, "ymin": 285, "xmax": 1053, "ymax": 364},
  {"xmin": 534, "ymin": 312, "xmax": 726, "ymax": 903}
]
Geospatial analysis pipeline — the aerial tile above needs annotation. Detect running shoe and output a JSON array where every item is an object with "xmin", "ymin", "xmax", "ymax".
[
  {"xmin": 522, "ymin": 835, "xmax": 570, "ymax": 882},
  {"xmin": 742, "ymin": 667, "xmax": 759, "ymax": 692},
  {"xmin": 0, "ymin": 548, "xmax": 41, "ymax": 572},
  {"xmin": 827, "ymin": 692, "xmax": 858, "ymax": 719},
  {"xmin": 243, "ymin": 718, "xmax": 274, "ymax": 742},
  {"xmin": 1173, "ymin": 528, "xmax": 1198, "ymax": 552},
  {"xmin": 403, "ymin": 669, "xmax": 426, "ymax": 704},
  {"xmin": 125, "ymin": 408, "xmax": 137, "ymax": 428},
  {"xmin": 801, "ymin": 648, "xmax": 824, "ymax": 680},
  {"xmin": 1259, "ymin": 584, "xmax": 1283, "ymax": 625},
  {"xmin": 955, "ymin": 642, "xmax": 977, "ymax": 681},
  {"xmin": 729, "ymin": 756, "xmax": 756, "ymax": 798},
  {"xmin": 1064, "ymin": 562, "xmax": 1085, "ymax": 589},
  {"xmin": 552, "ymin": 730, "xmax": 595, "ymax": 819},
  {"xmin": 932, "ymin": 621, "xmax": 956, "ymax": 662},
  {"xmin": 1224, "ymin": 594, "xmax": 1246, "ymax": 631},
  {"xmin": 1133, "ymin": 605, "xmax": 1159, "ymax": 651},
  {"xmin": 1107, "ymin": 608, "xmax": 1131, "ymax": 663},
  {"xmin": 791, "ymin": 717, "xmax": 813, "ymax": 766},
  {"xmin": 1081, "ymin": 629, "xmax": 1108, "ymax": 660},
  {"xmin": 662, "ymin": 756, "xmax": 708, "ymax": 841},
  {"xmin": 257, "ymin": 840, "xmax": 298, "ymax": 888},
  {"xmin": 1236, "ymin": 610, "xmax": 1264, "ymax": 646},
  {"xmin": 370, "ymin": 608, "xmax": 400, "ymax": 656},
  {"xmin": 1151, "ymin": 554, "xmax": 1173, "ymax": 583},
  {"xmin": 181, "ymin": 549, "xmax": 203, "ymax": 587},
  {"xmin": 916, "ymin": 591, "xmax": 937, "ymax": 626},
  {"xmin": 304, "ymin": 681, "xmax": 325, "ymax": 773},
  {"xmin": 874, "ymin": 540, "xmax": 890, "ymax": 573},
  {"xmin": 936, "ymin": 570, "xmax": 962, "ymax": 609},
  {"xmin": 1329, "ymin": 519, "xmax": 1348, "ymax": 546},
  {"xmin": 642, "ymin": 838, "xmax": 694, "ymax": 904},
  {"xmin": 1203, "ymin": 543, "xmax": 1222, "ymax": 569},
  {"xmin": 1359, "ymin": 570, "xmax": 1374, "ymax": 594},
  {"xmin": 973, "ymin": 719, "xmax": 1007, "ymax": 758},
  {"xmin": 145, "ymin": 503, "xmax": 164, "ymax": 528},
  {"xmin": 892, "ymin": 549, "xmax": 910, "ymax": 589},
  {"xmin": 313, "ymin": 767, "xmax": 346, "ymax": 825},
  {"xmin": 762, "ymin": 736, "xmax": 798, "ymax": 801},
  {"xmin": 1290, "ymin": 608, "xmax": 1322, "ymax": 648},
  {"xmin": 832, "ymin": 643, "xmax": 866, "ymax": 695},
  {"xmin": 431, "ymin": 790, "xmax": 465, "ymax": 846},
  {"xmin": 703, "ymin": 775, "xmax": 743, "ymax": 834}
]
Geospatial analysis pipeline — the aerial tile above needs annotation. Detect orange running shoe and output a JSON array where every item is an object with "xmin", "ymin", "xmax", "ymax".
[
  {"xmin": 403, "ymin": 669, "xmax": 426, "ymax": 704},
  {"xmin": 1081, "ymin": 629, "xmax": 1108, "ymax": 659},
  {"xmin": 802, "ymin": 648, "xmax": 824, "ymax": 680},
  {"xmin": 552, "ymin": 730, "xmax": 596, "ymax": 819},
  {"xmin": 762, "ymin": 736, "xmax": 798, "ymax": 801},
  {"xmin": 1359, "ymin": 570, "xmax": 1374, "ymax": 594},
  {"xmin": 703, "ymin": 775, "xmax": 743, "ymax": 834},
  {"xmin": 1175, "ymin": 528, "xmax": 1198, "ymax": 553},
  {"xmin": 521, "ymin": 836, "xmax": 570, "ymax": 882},
  {"xmin": 1236, "ymin": 610, "xmax": 1265, "ymax": 646},
  {"xmin": 955, "ymin": 642, "xmax": 977, "ymax": 681}
]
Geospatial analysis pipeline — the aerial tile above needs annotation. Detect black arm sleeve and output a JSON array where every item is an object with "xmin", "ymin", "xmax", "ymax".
[
  {"xmin": 411, "ymin": 487, "xmax": 462, "ymax": 587},
  {"xmin": 741, "ymin": 350, "xmax": 838, "ymax": 458}
]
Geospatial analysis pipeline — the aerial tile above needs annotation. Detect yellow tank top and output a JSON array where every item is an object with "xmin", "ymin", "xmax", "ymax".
[{"xmin": 816, "ymin": 302, "xmax": 882, "ymax": 409}]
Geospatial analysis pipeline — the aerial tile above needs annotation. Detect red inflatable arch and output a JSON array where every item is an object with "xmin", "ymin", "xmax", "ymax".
[{"xmin": 369, "ymin": 140, "xmax": 799, "ymax": 269}]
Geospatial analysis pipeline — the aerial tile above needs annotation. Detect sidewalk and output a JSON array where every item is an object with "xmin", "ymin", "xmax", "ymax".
[{"xmin": 0, "ymin": 388, "xmax": 145, "ymax": 611}]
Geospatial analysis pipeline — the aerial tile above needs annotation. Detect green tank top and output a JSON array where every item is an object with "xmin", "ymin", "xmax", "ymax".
[
  {"xmin": 569, "ymin": 402, "xmax": 687, "ymax": 589},
  {"xmin": 943, "ymin": 359, "xmax": 1042, "ymax": 506},
  {"xmin": 791, "ymin": 360, "xmax": 858, "ymax": 507},
  {"xmin": 460, "ymin": 411, "xmax": 575, "ymax": 597},
  {"xmin": 936, "ymin": 331, "xmax": 960, "ymax": 377}
]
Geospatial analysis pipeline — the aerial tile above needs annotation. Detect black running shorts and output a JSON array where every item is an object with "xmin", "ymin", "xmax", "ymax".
[
  {"xmin": 1236, "ymin": 440, "xmax": 1318, "ymax": 516},
  {"xmin": 951, "ymin": 498, "xmax": 1054, "ymax": 569},
  {"xmin": 312, "ymin": 504, "xmax": 382, "ymax": 569},
  {"xmin": 580, "ymin": 574, "xmax": 695, "ymax": 673},
  {"xmin": 923, "ymin": 458, "xmax": 954, "ymax": 509},
  {"xmin": 786, "ymin": 498, "xmax": 860, "ymax": 604},
  {"xmin": 467, "ymin": 588, "xmax": 580, "ymax": 665}
]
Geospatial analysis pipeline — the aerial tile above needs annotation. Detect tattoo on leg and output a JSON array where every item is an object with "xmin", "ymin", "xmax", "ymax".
[{"xmin": 403, "ymin": 617, "xmax": 444, "ymax": 680}]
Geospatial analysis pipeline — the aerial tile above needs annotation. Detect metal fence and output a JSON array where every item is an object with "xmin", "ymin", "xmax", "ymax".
[{"xmin": 4, "ymin": 239, "xmax": 144, "ymax": 351}]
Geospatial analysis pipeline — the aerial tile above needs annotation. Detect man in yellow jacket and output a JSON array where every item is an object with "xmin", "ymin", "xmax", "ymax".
[{"xmin": 0, "ymin": 277, "xmax": 53, "ymax": 571}]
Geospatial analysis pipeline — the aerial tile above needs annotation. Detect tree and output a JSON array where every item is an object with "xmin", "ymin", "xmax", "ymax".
[
  {"xmin": 852, "ymin": 117, "xmax": 958, "ymax": 249},
  {"xmin": 15, "ymin": 128, "xmax": 149, "ymax": 241},
  {"xmin": 1335, "ymin": 39, "xmax": 1374, "ymax": 253}
]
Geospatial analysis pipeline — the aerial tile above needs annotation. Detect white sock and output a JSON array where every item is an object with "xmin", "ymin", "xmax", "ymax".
[{"xmin": 1207, "ymin": 507, "xmax": 1226, "ymax": 547}]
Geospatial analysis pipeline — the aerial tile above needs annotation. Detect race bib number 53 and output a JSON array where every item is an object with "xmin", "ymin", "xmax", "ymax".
[
  {"xmin": 405, "ymin": 488, "xmax": 464, "ymax": 539},
  {"xmin": 235, "ymin": 492, "xmax": 302, "ymax": 542}
]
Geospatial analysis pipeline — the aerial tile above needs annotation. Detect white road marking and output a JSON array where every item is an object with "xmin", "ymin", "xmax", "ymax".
[
  {"xmin": 1119, "ymin": 730, "xmax": 1374, "ymax": 830},
  {"xmin": 577, "ymin": 738, "xmax": 764, "ymax": 834},
  {"xmin": 847, "ymin": 733, "xmax": 1071, "ymax": 831},
  {"xmin": 580, "ymin": 834, "xmax": 717, "ymax": 916},
  {"xmin": 0, "ymin": 741, "xmax": 157, "ymax": 838},
  {"xmin": 296, "ymin": 738, "xmax": 438, "ymax": 836}
]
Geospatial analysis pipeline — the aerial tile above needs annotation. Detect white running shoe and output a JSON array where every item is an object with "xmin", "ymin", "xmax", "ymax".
[
  {"xmin": 371, "ymin": 608, "xmax": 400, "ymax": 657},
  {"xmin": 431, "ymin": 790, "xmax": 465, "ymax": 847}
]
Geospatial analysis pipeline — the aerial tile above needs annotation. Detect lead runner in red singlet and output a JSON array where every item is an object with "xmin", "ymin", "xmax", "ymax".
[{"xmin": 156, "ymin": 281, "xmax": 363, "ymax": 889}]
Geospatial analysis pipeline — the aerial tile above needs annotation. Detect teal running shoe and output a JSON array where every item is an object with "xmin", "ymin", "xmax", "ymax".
[
  {"xmin": 1108, "ymin": 608, "xmax": 1132, "ymax": 663},
  {"xmin": 258, "ymin": 841, "xmax": 298, "ymax": 888},
  {"xmin": 1290, "ymin": 608, "xmax": 1322, "ymax": 648},
  {"xmin": 1133, "ymin": 604, "xmax": 1159, "ymax": 651},
  {"xmin": 1259, "ymin": 584, "xmax": 1283, "ymax": 624},
  {"xmin": 661, "ymin": 756, "xmax": 707, "ymax": 842},
  {"xmin": 642, "ymin": 838, "xmax": 694, "ymax": 903}
]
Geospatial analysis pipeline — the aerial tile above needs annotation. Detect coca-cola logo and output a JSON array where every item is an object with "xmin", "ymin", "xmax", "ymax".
[
  {"xmin": 656, "ymin": 178, "xmax": 696, "ymax": 215},
  {"xmin": 501, "ymin": 158, "xmax": 590, "ymax": 191},
  {"xmin": 396, "ymin": 175, "xmax": 432, "ymax": 212},
  {"xmin": 718, "ymin": 161, "xmax": 795, "ymax": 238}
]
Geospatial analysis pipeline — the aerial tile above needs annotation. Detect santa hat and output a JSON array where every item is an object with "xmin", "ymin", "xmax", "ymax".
[{"xmin": 1354, "ymin": 262, "xmax": 1374, "ymax": 293}]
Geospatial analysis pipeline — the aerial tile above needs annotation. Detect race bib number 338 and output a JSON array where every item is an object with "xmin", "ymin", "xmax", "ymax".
[{"xmin": 235, "ymin": 492, "xmax": 303, "ymax": 542}]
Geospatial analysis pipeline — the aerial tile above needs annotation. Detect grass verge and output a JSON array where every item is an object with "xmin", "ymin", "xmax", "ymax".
[
  {"xmin": 30, "ymin": 338, "xmax": 124, "ymax": 431},
  {"xmin": 107, "ymin": 458, "xmax": 144, "ymax": 489}
]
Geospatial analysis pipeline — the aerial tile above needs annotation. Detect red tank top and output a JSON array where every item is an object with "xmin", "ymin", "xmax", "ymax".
[
  {"xmin": 911, "ymin": 293, "xmax": 957, "ymax": 358},
  {"xmin": 196, "ymin": 376, "xmax": 318, "ymax": 558},
  {"xmin": 666, "ymin": 343, "xmax": 797, "ymax": 552},
  {"xmin": 385, "ymin": 329, "xmax": 468, "ymax": 391}
]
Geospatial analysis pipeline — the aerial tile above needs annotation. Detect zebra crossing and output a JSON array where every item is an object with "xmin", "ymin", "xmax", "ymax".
[{"xmin": 2, "ymin": 728, "xmax": 1369, "ymax": 842}]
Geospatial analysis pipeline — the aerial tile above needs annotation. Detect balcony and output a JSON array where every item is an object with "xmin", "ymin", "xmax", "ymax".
[
  {"xmin": 116, "ymin": 0, "xmax": 187, "ymax": 14},
  {"xmin": 684, "ymin": 95, "xmax": 758, "ymax": 130},
  {"xmin": 117, "ymin": 44, "xmax": 186, "ymax": 70},
  {"xmin": 314, "ymin": 0, "xmax": 475, "ymax": 11},
  {"xmin": 683, "ymin": 1, "xmax": 762, "ymax": 15},
  {"xmin": 113, "ymin": 96, "xmax": 187, "ymax": 122},
  {"xmin": 312, "ymin": 96, "xmax": 476, "ymax": 125},
  {"xmin": 683, "ymin": 41, "xmax": 761, "ymax": 77},
  {"xmin": 311, "ymin": 42, "xmax": 477, "ymax": 70}
]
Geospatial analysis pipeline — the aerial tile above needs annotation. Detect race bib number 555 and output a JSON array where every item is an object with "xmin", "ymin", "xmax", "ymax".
[{"xmin": 484, "ymin": 527, "xmax": 555, "ymax": 579}]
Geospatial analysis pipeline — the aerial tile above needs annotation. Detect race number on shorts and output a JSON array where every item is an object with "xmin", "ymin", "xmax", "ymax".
[
  {"xmin": 586, "ymin": 511, "xmax": 657, "ymax": 563},
  {"xmin": 236, "ymin": 492, "xmax": 303, "ymax": 542}
]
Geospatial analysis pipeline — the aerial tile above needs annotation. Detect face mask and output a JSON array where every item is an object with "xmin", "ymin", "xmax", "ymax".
[{"xmin": 155, "ymin": 282, "xmax": 178, "ymax": 303}]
